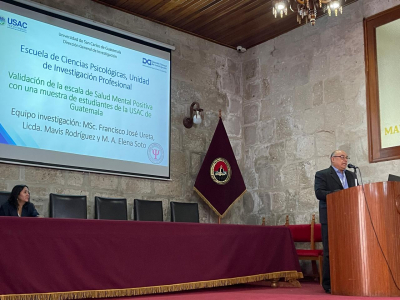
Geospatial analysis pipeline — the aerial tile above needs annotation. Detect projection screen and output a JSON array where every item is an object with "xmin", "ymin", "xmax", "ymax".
[{"xmin": 0, "ymin": 0, "xmax": 172, "ymax": 179}]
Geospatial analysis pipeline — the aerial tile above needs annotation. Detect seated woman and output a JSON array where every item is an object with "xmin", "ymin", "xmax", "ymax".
[{"xmin": 0, "ymin": 185, "xmax": 39, "ymax": 217}]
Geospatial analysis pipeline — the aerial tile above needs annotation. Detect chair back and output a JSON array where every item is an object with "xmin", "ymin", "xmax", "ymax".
[
  {"xmin": 170, "ymin": 201, "xmax": 199, "ymax": 223},
  {"xmin": 0, "ymin": 191, "xmax": 11, "ymax": 207},
  {"xmin": 314, "ymin": 223, "xmax": 322, "ymax": 243},
  {"xmin": 288, "ymin": 224, "xmax": 312, "ymax": 242},
  {"xmin": 134, "ymin": 199, "xmax": 163, "ymax": 221},
  {"xmin": 286, "ymin": 214, "xmax": 319, "ymax": 249},
  {"xmin": 285, "ymin": 214, "xmax": 323, "ymax": 285},
  {"xmin": 95, "ymin": 196, "xmax": 127, "ymax": 220},
  {"xmin": 49, "ymin": 194, "xmax": 87, "ymax": 219}
]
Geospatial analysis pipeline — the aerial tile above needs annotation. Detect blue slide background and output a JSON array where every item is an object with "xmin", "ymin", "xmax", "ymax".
[{"xmin": 0, "ymin": 9, "xmax": 170, "ymax": 168}]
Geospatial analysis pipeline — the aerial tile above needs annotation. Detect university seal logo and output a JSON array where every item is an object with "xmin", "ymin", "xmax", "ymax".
[
  {"xmin": 147, "ymin": 143, "xmax": 164, "ymax": 164},
  {"xmin": 210, "ymin": 157, "xmax": 231, "ymax": 185}
]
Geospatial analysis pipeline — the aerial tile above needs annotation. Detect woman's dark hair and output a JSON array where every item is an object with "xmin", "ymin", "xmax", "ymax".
[{"xmin": 8, "ymin": 185, "xmax": 29, "ymax": 208}]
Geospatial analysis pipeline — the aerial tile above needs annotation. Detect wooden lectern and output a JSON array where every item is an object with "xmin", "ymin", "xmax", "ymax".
[{"xmin": 327, "ymin": 181, "xmax": 400, "ymax": 296}]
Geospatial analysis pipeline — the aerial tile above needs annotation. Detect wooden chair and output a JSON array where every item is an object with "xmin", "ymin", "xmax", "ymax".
[{"xmin": 285, "ymin": 214, "xmax": 323, "ymax": 285}]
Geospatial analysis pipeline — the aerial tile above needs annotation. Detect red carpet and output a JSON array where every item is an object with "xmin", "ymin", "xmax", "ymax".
[{"xmin": 96, "ymin": 281, "xmax": 396, "ymax": 300}]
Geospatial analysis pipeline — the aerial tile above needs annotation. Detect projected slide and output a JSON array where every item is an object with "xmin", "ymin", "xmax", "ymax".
[{"xmin": 0, "ymin": 1, "xmax": 171, "ymax": 178}]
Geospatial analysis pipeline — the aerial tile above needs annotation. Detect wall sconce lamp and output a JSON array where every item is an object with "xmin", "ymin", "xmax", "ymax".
[{"xmin": 183, "ymin": 101, "xmax": 204, "ymax": 128}]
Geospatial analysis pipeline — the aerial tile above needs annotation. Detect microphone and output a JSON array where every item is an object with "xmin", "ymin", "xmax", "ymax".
[
  {"xmin": 348, "ymin": 163, "xmax": 358, "ymax": 169},
  {"xmin": 348, "ymin": 163, "xmax": 359, "ymax": 186}
]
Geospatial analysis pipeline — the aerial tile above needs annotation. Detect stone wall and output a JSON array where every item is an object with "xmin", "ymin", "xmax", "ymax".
[
  {"xmin": 0, "ymin": 0, "xmax": 243, "ymax": 222},
  {"xmin": 241, "ymin": 0, "xmax": 400, "ymax": 226},
  {"xmin": 1, "ymin": 0, "xmax": 400, "ymax": 227}
]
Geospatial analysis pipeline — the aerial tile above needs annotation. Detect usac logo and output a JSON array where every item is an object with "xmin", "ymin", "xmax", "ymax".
[{"xmin": 210, "ymin": 158, "xmax": 231, "ymax": 185}]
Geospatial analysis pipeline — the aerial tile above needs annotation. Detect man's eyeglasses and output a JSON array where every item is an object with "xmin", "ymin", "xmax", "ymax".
[{"xmin": 332, "ymin": 155, "xmax": 350, "ymax": 160}]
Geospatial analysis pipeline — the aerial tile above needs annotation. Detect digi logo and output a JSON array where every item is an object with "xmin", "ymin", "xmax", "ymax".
[{"xmin": 142, "ymin": 58, "xmax": 152, "ymax": 65}]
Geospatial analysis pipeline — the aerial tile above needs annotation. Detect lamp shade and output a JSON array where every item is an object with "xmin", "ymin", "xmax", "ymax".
[{"xmin": 193, "ymin": 112, "xmax": 202, "ymax": 125}]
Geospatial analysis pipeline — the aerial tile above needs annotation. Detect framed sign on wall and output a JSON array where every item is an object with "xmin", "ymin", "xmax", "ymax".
[{"xmin": 365, "ymin": 5, "xmax": 400, "ymax": 163}]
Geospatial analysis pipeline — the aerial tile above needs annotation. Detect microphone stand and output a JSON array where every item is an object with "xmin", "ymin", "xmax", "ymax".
[{"xmin": 350, "ymin": 166, "xmax": 358, "ymax": 186}]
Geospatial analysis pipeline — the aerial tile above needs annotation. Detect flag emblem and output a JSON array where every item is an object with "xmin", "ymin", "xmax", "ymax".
[{"xmin": 210, "ymin": 158, "xmax": 231, "ymax": 185}]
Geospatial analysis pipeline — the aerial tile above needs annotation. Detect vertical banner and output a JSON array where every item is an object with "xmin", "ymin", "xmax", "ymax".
[{"xmin": 194, "ymin": 118, "xmax": 246, "ymax": 218}]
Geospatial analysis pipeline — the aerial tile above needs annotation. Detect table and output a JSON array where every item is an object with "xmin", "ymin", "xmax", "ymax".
[{"xmin": 0, "ymin": 217, "xmax": 302, "ymax": 300}]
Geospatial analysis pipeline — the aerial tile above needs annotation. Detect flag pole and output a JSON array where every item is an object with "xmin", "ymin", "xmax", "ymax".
[
  {"xmin": 218, "ymin": 109, "xmax": 222, "ymax": 225},
  {"xmin": 194, "ymin": 107, "xmax": 246, "ymax": 225},
  {"xmin": 217, "ymin": 110, "xmax": 223, "ymax": 225}
]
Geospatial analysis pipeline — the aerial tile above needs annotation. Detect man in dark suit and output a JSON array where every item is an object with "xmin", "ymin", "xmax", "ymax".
[{"xmin": 314, "ymin": 150, "xmax": 356, "ymax": 294}]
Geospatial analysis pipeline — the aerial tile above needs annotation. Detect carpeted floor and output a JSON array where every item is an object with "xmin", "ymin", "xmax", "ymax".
[{"xmin": 96, "ymin": 281, "xmax": 396, "ymax": 300}]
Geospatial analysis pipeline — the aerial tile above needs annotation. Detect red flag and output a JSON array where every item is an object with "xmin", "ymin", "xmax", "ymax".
[{"xmin": 194, "ymin": 118, "xmax": 246, "ymax": 218}]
